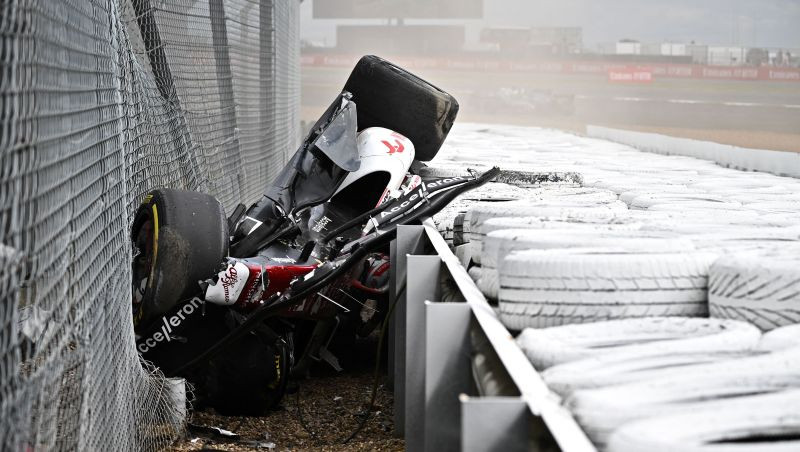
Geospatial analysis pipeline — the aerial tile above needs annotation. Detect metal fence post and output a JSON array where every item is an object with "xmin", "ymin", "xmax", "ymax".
[
  {"xmin": 424, "ymin": 302, "xmax": 472, "ymax": 452},
  {"xmin": 391, "ymin": 225, "xmax": 431, "ymax": 436},
  {"xmin": 404, "ymin": 255, "xmax": 441, "ymax": 451}
]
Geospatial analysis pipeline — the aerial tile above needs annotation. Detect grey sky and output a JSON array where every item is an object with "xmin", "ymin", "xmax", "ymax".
[{"xmin": 301, "ymin": 0, "xmax": 800, "ymax": 49}]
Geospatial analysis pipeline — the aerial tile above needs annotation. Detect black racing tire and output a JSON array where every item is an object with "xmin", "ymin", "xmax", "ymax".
[
  {"xmin": 202, "ymin": 332, "xmax": 290, "ymax": 416},
  {"xmin": 131, "ymin": 188, "xmax": 228, "ymax": 330},
  {"xmin": 343, "ymin": 55, "xmax": 459, "ymax": 162}
]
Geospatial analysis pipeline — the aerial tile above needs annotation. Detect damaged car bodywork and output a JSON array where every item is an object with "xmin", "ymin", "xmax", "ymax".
[{"xmin": 131, "ymin": 55, "xmax": 498, "ymax": 414}]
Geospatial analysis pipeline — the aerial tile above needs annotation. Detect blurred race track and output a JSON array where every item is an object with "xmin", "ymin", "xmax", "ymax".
[{"xmin": 302, "ymin": 65, "xmax": 800, "ymax": 153}]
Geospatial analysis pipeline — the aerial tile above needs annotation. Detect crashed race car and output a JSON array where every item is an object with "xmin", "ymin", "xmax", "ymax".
[{"xmin": 131, "ymin": 55, "xmax": 498, "ymax": 415}]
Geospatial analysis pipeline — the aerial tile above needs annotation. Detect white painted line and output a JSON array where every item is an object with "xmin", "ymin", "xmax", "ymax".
[
  {"xmin": 614, "ymin": 96, "xmax": 649, "ymax": 102},
  {"xmin": 667, "ymin": 99, "xmax": 704, "ymax": 104},
  {"xmin": 722, "ymin": 102, "xmax": 761, "ymax": 107}
]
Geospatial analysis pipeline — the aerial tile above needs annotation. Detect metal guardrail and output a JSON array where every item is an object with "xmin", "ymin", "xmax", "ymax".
[{"xmin": 387, "ymin": 222, "xmax": 597, "ymax": 452}]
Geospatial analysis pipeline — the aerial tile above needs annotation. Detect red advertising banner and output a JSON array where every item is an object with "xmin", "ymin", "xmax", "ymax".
[
  {"xmin": 608, "ymin": 67, "xmax": 654, "ymax": 83},
  {"xmin": 302, "ymin": 54, "xmax": 800, "ymax": 82}
]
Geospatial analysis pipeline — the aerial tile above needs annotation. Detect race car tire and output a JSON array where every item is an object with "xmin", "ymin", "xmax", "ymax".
[
  {"xmin": 344, "ymin": 55, "xmax": 458, "ymax": 162},
  {"xmin": 606, "ymin": 390, "xmax": 800, "ymax": 452},
  {"xmin": 131, "ymin": 188, "xmax": 228, "ymax": 330},
  {"xmin": 516, "ymin": 317, "xmax": 759, "ymax": 371},
  {"xmin": 709, "ymin": 250, "xmax": 800, "ymax": 331},
  {"xmin": 201, "ymin": 331, "xmax": 290, "ymax": 416},
  {"xmin": 498, "ymin": 249, "xmax": 717, "ymax": 330},
  {"xmin": 568, "ymin": 347, "xmax": 800, "ymax": 449}
]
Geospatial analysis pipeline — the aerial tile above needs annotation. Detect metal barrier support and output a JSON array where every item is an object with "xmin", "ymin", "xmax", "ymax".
[
  {"xmin": 391, "ymin": 225, "xmax": 435, "ymax": 437},
  {"xmin": 404, "ymin": 255, "xmax": 442, "ymax": 451},
  {"xmin": 390, "ymin": 222, "xmax": 597, "ymax": 452},
  {"xmin": 461, "ymin": 396, "xmax": 529, "ymax": 452},
  {"xmin": 424, "ymin": 302, "xmax": 472, "ymax": 452}
]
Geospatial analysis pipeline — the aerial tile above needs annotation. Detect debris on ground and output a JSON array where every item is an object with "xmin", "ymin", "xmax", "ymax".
[{"xmin": 170, "ymin": 337, "xmax": 403, "ymax": 452}]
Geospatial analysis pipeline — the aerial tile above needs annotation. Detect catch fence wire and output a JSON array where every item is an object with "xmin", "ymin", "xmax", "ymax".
[{"xmin": 0, "ymin": 0, "xmax": 301, "ymax": 450}]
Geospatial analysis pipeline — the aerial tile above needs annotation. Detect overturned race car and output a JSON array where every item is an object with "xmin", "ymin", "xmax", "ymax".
[{"xmin": 131, "ymin": 55, "xmax": 498, "ymax": 415}]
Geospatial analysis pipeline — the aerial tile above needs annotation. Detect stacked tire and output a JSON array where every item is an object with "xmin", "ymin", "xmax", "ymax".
[
  {"xmin": 436, "ymin": 122, "xmax": 800, "ymax": 452},
  {"xmin": 514, "ymin": 318, "xmax": 800, "ymax": 450},
  {"xmin": 499, "ymin": 249, "xmax": 716, "ymax": 329},
  {"xmin": 709, "ymin": 249, "xmax": 800, "ymax": 331}
]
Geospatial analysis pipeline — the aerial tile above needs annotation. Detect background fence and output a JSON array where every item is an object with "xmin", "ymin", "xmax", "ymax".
[{"xmin": 0, "ymin": 0, "xmax": 301, "ymax": 449}]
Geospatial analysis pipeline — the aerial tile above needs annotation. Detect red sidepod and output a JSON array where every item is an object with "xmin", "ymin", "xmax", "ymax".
[{"xmin": 232, "ymin": 260, "xmax": 318, "ymax": 310}]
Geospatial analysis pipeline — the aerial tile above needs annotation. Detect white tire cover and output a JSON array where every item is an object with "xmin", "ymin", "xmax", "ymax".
[
  {"xmin": 537, "ymin": 189, "xmax": 619, "ymax": 205},
  {"xmin": 625, "ymin": 193, "xmax": 736, "ymax": 210},
  {"xmin": 645, "ymin": 201, "xmax": 744, "ymax": 211},
  {"xmin": 567, "ymin": 347, "xmax": 800, "ymax": 449},
  {"xmin": 631, "ymin": 208, "xmax": 760, "ymax": 224},
  {"xmin": 466, "ymin": 200, "xmax": 628, "ymax": 243},
  {"xmin": 433, "ymin": 208, "xmax": 461, "ymax": 244},
  {"xmin": 469, "ymin": 215, "xmax": 638, "ymax": 265},
  {"xmin": 760, "ymin": 213, "xmax": 800, "ymax": 226},
  {"xmin": 695, "ymin": 239, "xmax": 800, "ymax": 254},
  {"xmin": 709, "ymin": 250, "xmax": 800, "ymax": 331},
  {"xmin": 591, "ymin": 183, "xmax": 693, "ymax": 196},
  {"xmin": 686, "ymin": 227, "xmax": 800, "ymax": 253},
  {"xmin": 595, "ymin": 166, "xmax": 698, "ymax": 178},
  {"xmin": 432, "ymin": 182, "xmax": 531, "ymax": 246},
  {"xmin": 688, "ymin": 226, "xmax": 800, "ymax": 244},
  {"xmin": 731, "ymin": 192, "xmax": 800, "ymax": 204},
  {"xmin": 498, "ymin": 249, "xmax": 717, "ymax": 330},
  {"xmin": 746, "ymin": 200, "xmax": 800, "ymax": 214},
  {"xmin": 542, "ymin": 351, "xmax": 754, "ymax": 397},
  {"xmin": 516, "ymin": 317, "xmax": 759, "ymax": 371},
  {"xmin": 690, "ymin": 179, "xmax": 780, "ymax": 191},
  {"xmin": 467, "ymin": 265, "xmax": 482, "ymax": 283},
  {"xmin": 454, "ymin": 243, "xmax": 472, "ymax": 267},
  {"xmin": 759, "ymin": 324, "xmax": 800, "ymax": 351},
  {"xmin": 478, "ymin": 230, "xmax": 693, "ymax": 301},
  {"xmin": 618, "ymin": 188, "xmax": 701, "ymax": 204},
  {"xmin": 606, "ymin": 389, "xmax": 800, "ymax": 452}
]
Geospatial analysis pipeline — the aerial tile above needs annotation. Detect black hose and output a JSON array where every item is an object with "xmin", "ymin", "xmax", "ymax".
[{"xmin": 342, "ymin": 284, "xmax": 406, "ymax": 444}]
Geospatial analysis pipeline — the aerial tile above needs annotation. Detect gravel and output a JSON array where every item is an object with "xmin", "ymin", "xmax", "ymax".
[{"xmin": 170, "ymin": 337, "xmax": 403, "ymax": 452}]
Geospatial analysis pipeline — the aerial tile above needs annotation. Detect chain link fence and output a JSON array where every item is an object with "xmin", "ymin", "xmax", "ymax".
[{"xmin": 0, "ymin": 0, "xmax": 301, "ymax": 449}]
